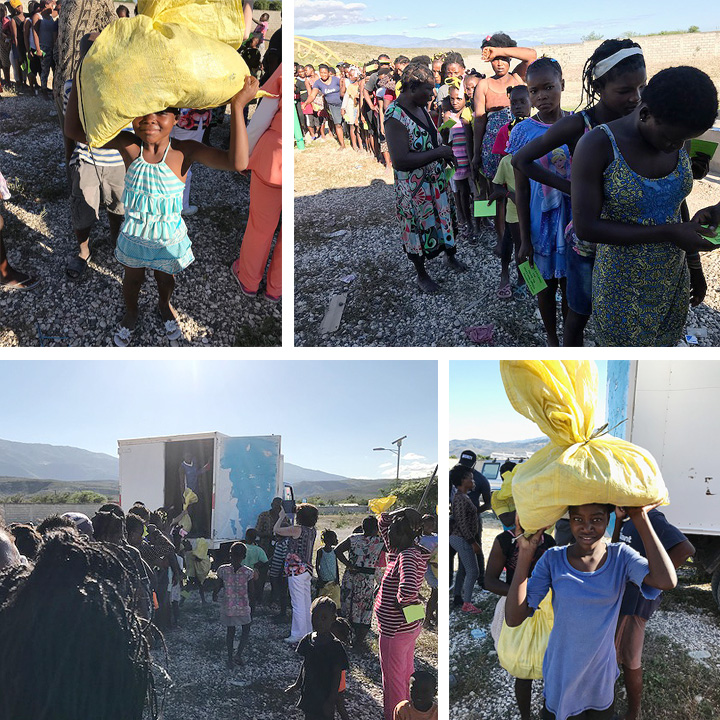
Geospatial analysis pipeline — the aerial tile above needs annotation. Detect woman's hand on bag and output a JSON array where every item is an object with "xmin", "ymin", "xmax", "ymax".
[
  {"xmin": 623, "ymin": 501, "xmax": 663, "ymax": 522},
  {"xmin": 233, "ymin": 75, "xmax": 260, "ymax": 106},
  {"xmin": 516, "ymin": 528, "xmax": 547, "ymax": 555}
]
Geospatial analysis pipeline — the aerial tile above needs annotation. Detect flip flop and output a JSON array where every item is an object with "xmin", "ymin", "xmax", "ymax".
[
  {"xmin": 66, "ymin": 255, "xmax": 91, "ymax": 281},
  {"xmin": 1, "ymin": 273, "xmax": 40, "ymax": 291},
  {"xmin": 230, "ymin": 261, "xmax": 257, "ymax": 297},
  {"xmin": 497, "ymin": 283, "xmax": 512, "ymax": 299}
]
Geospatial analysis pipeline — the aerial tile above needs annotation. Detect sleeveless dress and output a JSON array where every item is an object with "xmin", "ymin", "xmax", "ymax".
[
  {"xmin": 115, "ymin": 142, "xmax": 194, "ymax": 274},
  {"xmin": 385, "ymin": 101, "xmax": 457, "ymax": 259},
  {"xmin": 592, "ymin": 124, "xmax": 693, "ymax": 347}
]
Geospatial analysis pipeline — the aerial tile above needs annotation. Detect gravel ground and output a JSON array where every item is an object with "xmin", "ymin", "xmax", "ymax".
[
  {"xmin": 449, "ymin": 515, "xmax": 720, "ymax": 719},
  {"xmin": 294, "ymin": 141, "xmax": 720, "ymax": 347},
  {"xmin": 152, "ymin": 531, "xmax": 437, "ymax": 720},
  {"xmin": 0, "ymin": 90, "xmax": 281, "ymax": 347}
]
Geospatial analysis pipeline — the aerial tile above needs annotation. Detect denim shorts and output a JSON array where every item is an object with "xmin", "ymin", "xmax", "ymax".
[{"xmin": 566, "ymin": 247, "xmax": 595, "ymax": 316}]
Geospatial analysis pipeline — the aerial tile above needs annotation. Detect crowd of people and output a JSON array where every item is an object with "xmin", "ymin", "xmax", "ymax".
[
  {"xmin": 450, "ymin": 450, "xmax": 695, "ymax": 720},
  {"xmin": 0, "ymin": 0, "xmax": 282, "ymax": 345},
  {"xmin": 296, "ymin": 36, "xmax": 720, "ymax": 346},
  {"xmin": 0, "ymin": 497, "xmax": 438, "ymax": 720}
]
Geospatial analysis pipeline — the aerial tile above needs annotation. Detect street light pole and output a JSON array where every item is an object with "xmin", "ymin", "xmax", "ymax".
[{"xmin": 374, "ymin": 436, "xmax": 407, "ymax": 484}]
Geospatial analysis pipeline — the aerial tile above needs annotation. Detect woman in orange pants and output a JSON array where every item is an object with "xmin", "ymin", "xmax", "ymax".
[{"xmin": 231, "ymin": 63, "xmax": 282, "ymax": 301}]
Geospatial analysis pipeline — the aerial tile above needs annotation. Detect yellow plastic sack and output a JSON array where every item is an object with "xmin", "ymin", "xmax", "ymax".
[
  {"xmin": 491, "ymin": 468, "xmax": 517, "ymax": 518},
  {"xmin": 183, "ymin": 487, "xmax": 198, "ymax": 510},
  {"xmin": 368, "ymin": 495, "xmax": 397, "ymax": 514},
  {"xmin": 499, "ymin": 360, "xmax": 668, "ymax": 532},
  {"xmin": 497, "ymin": 591, "xmax": 554, "ymax": 680},
  {"xmin": 317, "ymin": 581, "xmax": 341, "ymax": 608},
  {"xmin": 77, "ymin": 0, "xmax": 264, "ymax": 146}
]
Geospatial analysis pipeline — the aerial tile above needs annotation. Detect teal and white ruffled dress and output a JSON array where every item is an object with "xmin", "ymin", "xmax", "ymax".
[{"xmin": 115, "ymin": 142, "xmax": 194, "ymax": 274}]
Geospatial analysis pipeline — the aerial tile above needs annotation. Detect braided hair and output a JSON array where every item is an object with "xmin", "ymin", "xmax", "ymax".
[
  {"xmin": 0, "ymin": 532, "xmax": 158, "ymax": 720},
  {"xmin": 580, "ymin": 39, "xmax": 645, "ymax": 109},
  {"xmin": 401, "ymin": 63, "xmax": 434, "ymax": 94},
  {"xmin": 526, "ymin": 56, "xmax": 563, "ymax": 80}
]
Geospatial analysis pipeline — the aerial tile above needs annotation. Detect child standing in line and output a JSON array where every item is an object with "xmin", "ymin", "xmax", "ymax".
[
  {"xmin": 285, "ymin": 596, "xmax": 350, "ymax": 720},
  {"xmin": 316, "ymin": 529, "xmax": 340, "ymax": 594},
  {"xmin": 512, "ymin": 39, "xmax": 647, "ymax": 346},
  {"xmin": 490, "ymin": 84, "xmax": 531, "ymax": 299},
  {"xmin": 442, "ymin": 83, "xmax": 475, "ymax": 243},
  {"xmin": 509, "ymin": 57, "xmax": 571, "ymax": 346},
  {"xmin": 506, "ymin": 503, "xmax": 677, "ymax": 720},
  {"xmin": 65, "ymin": 66, "xmax": 259, "ymax": 346},
  {"xmin": 485, "ymin": 511, "xmax": 555, "ymax": 720},
  {"xmin": 213, "ymin": 541, "xmax": 257, "ymax": 667},
  {"xmin": 393, "ymin": 671, "xmax": 438, "ymax": 720},
  {"xmin": 243, "ymin": 528, "xmax": 269, "ymax": 613}
]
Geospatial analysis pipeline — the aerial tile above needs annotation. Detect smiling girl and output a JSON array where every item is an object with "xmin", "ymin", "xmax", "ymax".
[
  {"xmin": 65, "ymin": 67, "xmax": 259, "ymax": 345},
  {"xmin": 571, "ymin": 65, "xmax": 719, "ymax": 346},
  {"xmin": 506, "ymin": 503, "xmax": 677, "ymax": 720}
]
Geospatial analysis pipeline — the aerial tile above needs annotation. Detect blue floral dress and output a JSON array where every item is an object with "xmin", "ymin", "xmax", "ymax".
[
  {"xmin": 506, "ymin": 116, "xmax": 572, "ymax": 280},
  {"xmin": 592, "ymin": 124, "xmax": 693, "ymax": 346},
  {"xmin": 385, "ymin": 101, "xmax": 456, "ymax": 259}
]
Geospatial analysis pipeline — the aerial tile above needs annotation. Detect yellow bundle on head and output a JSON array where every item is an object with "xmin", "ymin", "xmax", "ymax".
[
  {"xmin": 77, "ymin": 0, "xmax": 262, "ymax": 147},
  {"xmin": 499, "ymin": 360, "xmax": 668, "ymax": 532},
  {"xmin": 368, "ymin": 495, "xmax": 397, "ymax": 514}
]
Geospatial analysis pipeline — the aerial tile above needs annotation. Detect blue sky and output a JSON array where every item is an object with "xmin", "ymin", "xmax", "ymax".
[
  {"xmin": 296, "ymin": 0, "xmax": 720, "ymax": 45},
  {"xmin": 0, "ymin": 361, "xmax": 437, "ymax": 480},
  {"xmin": 450, "ymin": 361, "xmax": 608, "ymax": 442}
]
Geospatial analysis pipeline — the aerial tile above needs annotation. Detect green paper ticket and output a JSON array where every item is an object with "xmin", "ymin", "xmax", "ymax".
[
  {"xmin": 402, "ymin": 604, "xmax": 426, "ymax": 622},
  {"xmin": 474, "ymin": 200, "xmax": 496, "ymax": 217},
  {"xmin": 518, "ymin": 261, "xmax": 548, "ymax": 295},
  {"xmin": 689, "ymin": 139, "xmax": 718, "ymax": 159},
  {"xmin": 702, "ymin": 225, "xmax": 720, "ymax": 245}
]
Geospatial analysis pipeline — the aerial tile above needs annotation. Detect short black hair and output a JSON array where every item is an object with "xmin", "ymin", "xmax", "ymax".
[
  {"xmin": 450, "ymin": 463, "xmax": 472, "ymax": 487},
  {"xmin": 230, "ymin": 541, "xmax": 247, "ymax": 560},
  {"xmin": 311, "ymin": 595, "xmax": 337, "ymax": 616},
  {"xmin": 98, "ymin": 502, "xmax": 125, "ymax": 519},
  {"xmin": 245, "ymin": 527, "xmax": 258, "ymax": 543},
  {"xmin": 36, "ymin": 514, "xmax": 76, "ymax": 536},
  {"xmin": 129, "ymin": 504, "xmax": 150, "ymax": 521},
  {"xmin": 401, "ymin": 62, "xmax": 434, "ymax": 93},
  {"xmin": 296, "ymin": 503, "xmax": 319, "ymax": 528},
  {"xmin": 318, "ymin": 63, "xmax": 330, "ymax": 71},
  {"xmin": 568, "ymin": 503, "xmax": 615, "ymax": 518},
  {"xmin": 482, "ymin": 32, "xmax": 517, "ymax": 49},
  {"xmin": 9, "ymin": 523, "xmax": 43, "ymax": 561},
  {"xmin": 581, "ymin": 38, "xmax": 645, "ymax": 108},
  {"xmin": 362, "ymin": 516, "xmax": 378, "ymax": 535},
  {"xmin": 125, "ymin": 514, "xmax": 144, "ymax": 538},
  {"xmin": 321, "ymin": 529, "xmax": 338, "ymax": 545},
  {"xmin": 411, "ymin": 669, "xmax": 437, "ymax": 691},
  {"xmin": 92, "ymin": 511, "xmax": 124, "ymax": 541},
  {"xmin": 507, "ymin": 84, "xmax": 529, "ymax": 97},
  {"xmin": 527, "ymin": 56, "xmax": 563, "ymax": 80},
  {"xmin": 642, "ymin": 66, "xmax": 718, "ymax": 134},
  {"xmin": 410, "ymin": 55, "xmax": 432, "ymax": 67},
  {"xmin": 394, "ymin": 55, "xmax": 410, "ymax": 65}
]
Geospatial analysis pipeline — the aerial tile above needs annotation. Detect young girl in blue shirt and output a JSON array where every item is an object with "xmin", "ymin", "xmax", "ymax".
[{"xmin": 506, "ymin": 502, "xmax": 676, "ymax": 720}]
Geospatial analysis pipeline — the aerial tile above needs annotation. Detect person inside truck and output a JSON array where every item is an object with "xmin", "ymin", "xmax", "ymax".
[
  {"xmin": 612, "ymin": 507, "xmax": 695, "ymax": 720},
  {"xmin": 179, "ymin": 451, "xmax": 211, "ymax": 537},
  {"xmin": 506, "ymin": 503, "xmax": 677, "ymax": 720}
]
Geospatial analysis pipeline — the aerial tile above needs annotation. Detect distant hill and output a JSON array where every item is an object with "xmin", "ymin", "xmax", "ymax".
[
  {"xmin": 306, "ymin": 33, "xmax": 487, "ymax": 49},
  {"xmin": 293, "ymin": 477, "xmax": 391, "ymax": 502},
  {"xmin": 0, "ymin": 438, "xmax": 118, "ymax": 481},
  {"xmin": 449, "ymin": 437, "xmax": 547, "ymax": 459},
  {"xmin": 0, "ymin": 477, "xmax": 119, "ymax": 499},
  {"xmin": 283, "ymin": 463, "xmax": 350, "ymax": 484}
]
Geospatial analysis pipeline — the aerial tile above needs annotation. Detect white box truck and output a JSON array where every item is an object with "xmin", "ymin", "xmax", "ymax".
[
  {"xmin": 118, "ymin": 432, "xmax": 291, "ymax": 547},
  {"xmin": 606, "ymin": 360, "xmax": 720, "ymax": 608}
]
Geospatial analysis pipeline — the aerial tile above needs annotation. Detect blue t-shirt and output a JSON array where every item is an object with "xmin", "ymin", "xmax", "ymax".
[
  {"xmin": 527, "ymin": 543, "xmax": 660, "ymax": 720},
  {"xmin": 618, "ymin": 509, "xmax": 687, "ymax": 620},
  {"xmin": 313, "ymin": 76, "xmax": 342, "ymax": 106}
]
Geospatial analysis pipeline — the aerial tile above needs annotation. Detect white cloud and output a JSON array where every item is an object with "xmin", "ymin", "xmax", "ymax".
[
  {"xmin": 403, "ymin": 452, "xmax": 426, "ymax": 460},
  {"xmin": 385, "ymin": 15, "xmax": 407, "ymax": 21},
  {"xmin": 426, "ymin": 23, "xmax": 439, "ymax": 28},
  {"xmin": 295, "ymin": 0, "xmax": 376, "ymax": 29},
  {"xmin": 378, "ymin": 459, "xmax": 436, "ymax": 479}
]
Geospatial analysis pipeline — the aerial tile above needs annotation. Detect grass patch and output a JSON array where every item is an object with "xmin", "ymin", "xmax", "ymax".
[{"xmin": 234, "ymin": 314, "xmax": 281, "ymax": 346}]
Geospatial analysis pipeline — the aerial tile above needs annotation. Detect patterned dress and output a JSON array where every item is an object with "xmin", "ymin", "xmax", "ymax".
[
  {"xmin": 340, "ymin": 533, "xmax": 385, "ymax": 626},
  {"xmin": 385, "ymin": 101, "xmax": 457, "ymax": 259},
  {"xmin": 481, "ymin": 108, "xmax": 513, "ymax": 180},
  {"xmin": 592, "ymin": 124, "xmax": 693, "ymax": 346}
]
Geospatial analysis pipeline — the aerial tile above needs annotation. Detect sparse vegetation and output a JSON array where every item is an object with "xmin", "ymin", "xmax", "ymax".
[{"xmin": 1, "ymin": 490, "xmax": 109, "ymax": 503}]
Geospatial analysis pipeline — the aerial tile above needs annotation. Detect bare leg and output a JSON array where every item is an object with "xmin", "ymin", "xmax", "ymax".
[
  {"xmin": 226, "ymin": 626, "xmax": 236, "ymax": 666},
  {"xmin": 563, "ymin": 309, "xmax": 589, "ymax": 347},
  {"xmin": 537, "ymin": 278, "xmax": 560, "ymax": 346},
  {"xmin": 108, "ymin": 212, "xmax": 123, "ymax": 249},
  {"xmin": 622, "ymin": 665, "xmax": 643, "ymax": 720},
  {"xmin": 0, "ymin": 214, "xmax": 35, "ymax": 287},
  {"xmin": 120, "ymin": 265, "xmax": 145, "ymax": 329},
  {"xmin": 335, "ymin": 123, "xmax": 345, "ymax": 149},
  {"xmin": 409, "ymin": 254, "xmax": 440, "ymax": 293},
  {"xmin": 515, "ymin": 678, "xmax": 533, "ymax": 720},
  {"xmin": 74, "ymin": 226, "xmax": 92, "ymax": 261},
  {"xmin": 234, "ymin": 623, "xmax": 250, "ymax": 665},
  {"xmin": 153, "ymin": 269, "xmax": 177, "ymax": 322}
]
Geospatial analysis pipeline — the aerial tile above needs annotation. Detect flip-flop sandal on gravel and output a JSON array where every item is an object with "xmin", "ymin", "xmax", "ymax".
[
  {"xmin": 1, "ymin": 272, "xmax": 40, "ymax": 290},
  {"xmin": 113, "ymin": 324, "xmax": 134, "ymax": 347},
  {"xmin": 66, "ymin": 255, "xmax": 91, "ymax": 281},
  {"xmin": 497, "ymin": 283, "xmax": 512, "ymax": 299}
]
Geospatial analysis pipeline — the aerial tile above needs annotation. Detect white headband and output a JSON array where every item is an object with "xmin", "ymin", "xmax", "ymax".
[{"xmin": 593, "ymin": 47, "xmax": 644, "ymax": 80}]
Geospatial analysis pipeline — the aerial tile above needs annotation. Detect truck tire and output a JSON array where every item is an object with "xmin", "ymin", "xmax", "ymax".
[{"xmin": 712, "ymin": 567, "xmax": 720, "ymax": 611}]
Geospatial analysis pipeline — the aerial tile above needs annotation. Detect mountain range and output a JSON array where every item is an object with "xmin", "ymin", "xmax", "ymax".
[
  {"xmin": 306, "ymin": 33, "xmax": 490, "ymax": 49},
  {"xmin": 449, "ymin": 437, "xmax": 547, "ymax": 458},
  {"xmin": 0, "ymin": 438, "xmax": 383, "ymax": 499}
]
